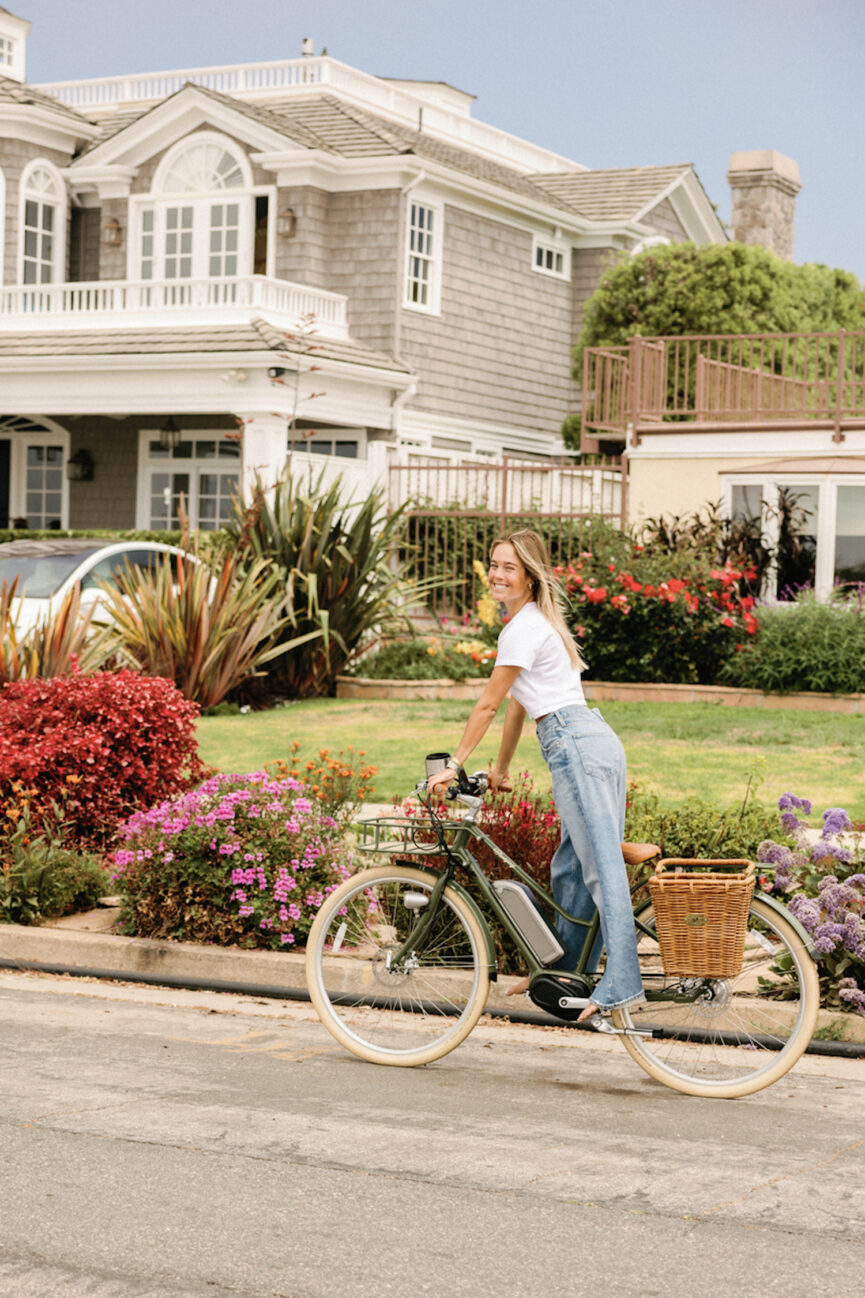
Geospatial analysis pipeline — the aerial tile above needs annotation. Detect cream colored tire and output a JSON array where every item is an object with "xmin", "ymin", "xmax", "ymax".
[
  {"xmin": 305, "ymin": 865, "xmax": 491, "ymax": 1067},
  {"xmin": 614, "ymin": 897, "xmax": 820, "ymax": 1099}
]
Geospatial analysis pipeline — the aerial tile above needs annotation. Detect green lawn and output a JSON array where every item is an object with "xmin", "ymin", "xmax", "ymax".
[{"xmin": 197, "ymin": 699, "xmax": 865, "ymax": 817}]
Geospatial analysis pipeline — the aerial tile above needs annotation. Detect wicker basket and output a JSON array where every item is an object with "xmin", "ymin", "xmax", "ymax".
[{"xmin": 647, "ymin": 859, "xmax": 756, "ymax": 978}]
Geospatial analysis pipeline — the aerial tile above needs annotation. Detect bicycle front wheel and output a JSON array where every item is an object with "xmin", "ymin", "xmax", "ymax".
[
  {"xmin": 305, "ymin": 865, "xmax": 491, "ymax": 1067},
  {"xmin": 615, "ymin": 897, "xmax": 820, "ymax": 1099}
]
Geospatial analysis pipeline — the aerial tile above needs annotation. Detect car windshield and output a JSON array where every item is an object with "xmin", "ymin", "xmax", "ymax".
[{"xmin": 0, "ymin": 550, "xmax": 101, "ymax": 599}]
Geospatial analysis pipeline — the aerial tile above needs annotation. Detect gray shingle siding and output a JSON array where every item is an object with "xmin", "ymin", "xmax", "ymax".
[
  {"xmin": 399, "ymin": 204, "xmax": 579, "ymax": 436},
  {"xmin": 640, "ymin": 195, "xmax": 690, "ymax": 242},
  {"xmin": 323, "ymin": 189, "xmax": 400, "ymax": 356}
]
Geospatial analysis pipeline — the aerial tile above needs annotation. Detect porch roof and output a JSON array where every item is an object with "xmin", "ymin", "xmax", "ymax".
[{"xmin": 0, "ymin": 316, "xmax": 411, "ymax": 373}]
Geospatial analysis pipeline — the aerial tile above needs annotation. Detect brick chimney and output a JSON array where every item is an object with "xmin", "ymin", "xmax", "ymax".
[{"xmin": 727, "ymin": 150, "xmax": 801, "ymax": 261}]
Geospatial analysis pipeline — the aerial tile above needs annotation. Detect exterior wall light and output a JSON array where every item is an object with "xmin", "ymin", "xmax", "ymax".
[
  {"xmin": 103, "ymin": 218, "xmax": 123, "ymax": 246},
  {"xmin": 66, "ymin": 448, "xmax": 95, "ymax": 481},
  {"xmin": 277, "ymin": 208, "xmax": 296, "ymax": 237},
  {"xmin": 159, "ymin": 417, "xmax": 182, "ymax": 451}
]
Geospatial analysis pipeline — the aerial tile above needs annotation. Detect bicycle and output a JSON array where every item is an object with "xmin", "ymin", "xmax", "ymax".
[{"xmin": 305, "ymin": 769, "xmax": 820, "ymax": 1099}]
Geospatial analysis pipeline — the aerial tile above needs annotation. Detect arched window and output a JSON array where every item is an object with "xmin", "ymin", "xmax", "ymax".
[
  {"xmin": 20, "ymin": 161, "xmax": 65, "ymax": 285},
  {"xmin": 136, "ymin": 134, "xmax": 255, "ymax": 283}
]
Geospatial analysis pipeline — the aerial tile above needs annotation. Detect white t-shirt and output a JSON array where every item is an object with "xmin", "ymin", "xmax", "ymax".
[{"xmin": 495, "ymin": 601, "xmax": 585, "ymax": 719}]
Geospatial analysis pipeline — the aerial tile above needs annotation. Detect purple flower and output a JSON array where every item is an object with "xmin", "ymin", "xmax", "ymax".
[
  {"xmin": 778, "ymin": 792, "xmax": 812, "ymax": 816},
  {"xmin": 822, "ymin": 807, "xmax": 852, "ymax": 837}
]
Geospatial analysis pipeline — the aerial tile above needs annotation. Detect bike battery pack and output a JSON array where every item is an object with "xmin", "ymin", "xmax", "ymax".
[{"xmin": 492, "ymin": 880, "xmax": 565, "ymax": 965}]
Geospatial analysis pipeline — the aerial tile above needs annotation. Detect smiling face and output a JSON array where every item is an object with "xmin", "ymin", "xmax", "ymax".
[{"xmin": 489, "ymin": 541, "xmax": 534, "ymax": 613}]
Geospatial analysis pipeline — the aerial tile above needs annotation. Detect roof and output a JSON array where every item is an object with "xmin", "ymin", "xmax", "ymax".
[
  {"xmin": 530, "ymin": 164, "xmax": 693, "ymax": 221},
  {"xmin": 0, "ymin": 317, "xmax": 411, "ymax": 373},
  {"xmin": 80, "ymin": 86, "xmax": 583, "ymax": 217},
  {"xmin": 730, "ymin": 457, "xmax": 865, "ymax": 475},
  {"xmin": 0, "ymin": 73, "xmax": 93, "ymax": 124}
]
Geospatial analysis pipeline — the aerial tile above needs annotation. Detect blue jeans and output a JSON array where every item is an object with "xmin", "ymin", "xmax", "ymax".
[{"xmin": 536, "ymin": 705, "xmax": 644, "ymax": 1010}]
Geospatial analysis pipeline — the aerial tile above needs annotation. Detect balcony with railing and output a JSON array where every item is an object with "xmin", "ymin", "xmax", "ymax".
[
  {"xmin": 0, "ymin": 274, "xmax": 349, "ymax": 337},
  {"xmin": 582, "ymin": 330, "xmax": 865, "ymax": 447}
]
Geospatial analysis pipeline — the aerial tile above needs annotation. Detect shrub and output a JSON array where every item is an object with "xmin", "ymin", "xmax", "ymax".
[
  {"xmin": 97, "ymin": 549, "xmax": 291, "ymax": 710},
  {"xmin": 0, "ymin": 672, "xmax": 205, "ymax": 850},
  {"xmin": 268, "ymin": 744, "xmax": 379, "ymax": 828},
  {"xmin": 354, "ymin": 637, "xmax": 494, "ymax": 682},
  {"xmin": 755, "ymin": 793, "xmax": 865, "ymax": 1012},
  {"xmin": 624, "ymin": 784, "xmax": 780, "ymax": 860},
  {"xmin": 223, "ymin": 472, "xmax": 421, "ymax": 699},
  {"xmin": 1, "ymin": 793, "xmax": 107, "ymax": 925},
  {"xmin": 112, "ymin": 770, "xmax": 352, "ymax": 949},
  {"xmin": 1, "ymin": 580, "xmax": 113, "ymax": 682},
  {"xmin": 561, "ymin": 554, "xmax": 758, "ymax": 685},
  {"xmin": 721, "ymin": 589, "xmax": 865, "ymax": 695}
]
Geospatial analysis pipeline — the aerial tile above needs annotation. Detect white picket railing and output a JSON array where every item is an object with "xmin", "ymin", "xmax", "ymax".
[{"xmin": 0, "ymin": 274, "xmax": 349, "ymax": 336}]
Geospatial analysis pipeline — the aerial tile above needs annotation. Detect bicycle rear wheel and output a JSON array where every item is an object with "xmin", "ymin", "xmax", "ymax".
[
  {"xmin": 615, "ymin": 897, "xmax": 819, "ymax": 1098},
  {"xmin": 306, "ymin": 865, "xmax": 491, "ymax": 1067}
]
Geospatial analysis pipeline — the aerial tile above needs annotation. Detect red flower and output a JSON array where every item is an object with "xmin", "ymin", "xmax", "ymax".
[{"xmin": 583, "ymin": 586, "xmax": 607, "ymax": 604}]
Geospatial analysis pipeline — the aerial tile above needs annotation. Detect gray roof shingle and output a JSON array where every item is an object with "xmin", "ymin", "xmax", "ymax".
[
  {"xmin": 0, "ymin": 73, "xmax": 93, "ymax": 124},
  {"xmin": 530, "ymin": 164, "xmax": 693, "ymax": 221},
  {"xmin": 0, "ymin": 317, "xmax": 411, "ymax": 373}
]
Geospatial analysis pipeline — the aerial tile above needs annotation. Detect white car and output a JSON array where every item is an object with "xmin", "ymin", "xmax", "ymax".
[{"xmin": 0, "ymin": 538, "xmax": 193, "ymax": 634}]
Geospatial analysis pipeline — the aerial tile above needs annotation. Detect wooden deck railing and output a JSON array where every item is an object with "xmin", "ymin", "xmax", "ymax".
[{"xmin": 582, "ymin": 329, "xmax": 865, "ymax": 445}]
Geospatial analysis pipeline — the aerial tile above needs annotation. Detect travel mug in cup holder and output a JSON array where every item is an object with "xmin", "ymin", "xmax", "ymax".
[{"xmin": 425, "ymin": 752, "xmax": 450, "ymax": 778}]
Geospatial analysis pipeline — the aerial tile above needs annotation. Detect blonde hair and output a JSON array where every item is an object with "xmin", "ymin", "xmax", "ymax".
[{"xmin": 492, "ymin": 529, "xmax": 588, "ymax": 671}]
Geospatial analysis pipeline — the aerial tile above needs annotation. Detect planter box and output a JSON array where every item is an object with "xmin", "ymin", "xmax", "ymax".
[{"xmin": 337, "ymin": 676, "xmax": 865, "ymax": 714}]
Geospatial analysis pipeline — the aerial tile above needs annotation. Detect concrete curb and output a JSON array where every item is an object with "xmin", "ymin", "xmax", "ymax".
[
  {"xmin": 3, "ymin": 918, "xmax": 865, "ymax": 1050},
  {"xmin": 336, "ymin": 676, "xmax": 865, "ymax": 714}
]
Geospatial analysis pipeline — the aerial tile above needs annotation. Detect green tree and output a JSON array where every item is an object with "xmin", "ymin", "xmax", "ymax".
[{"xmin": 573, "ymin": 242, "xmax": 865, "ymax": 370}]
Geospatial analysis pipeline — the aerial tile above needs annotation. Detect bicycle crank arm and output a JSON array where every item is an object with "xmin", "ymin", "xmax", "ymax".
[{"xmin": 558, "ymin": 997, "xmax": 656, "ymax": 1039}]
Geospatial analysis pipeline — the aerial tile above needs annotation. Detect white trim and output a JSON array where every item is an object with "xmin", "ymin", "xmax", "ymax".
[
  {"xmin": 0, "ymin": 165, "xmax": 5, "ymax": 287},
  {"xmin": 403, "ymin": 195, "xmax": 443, "ymax": 315},
  {"xmin": 2, "ymin": 417, "xmax": 70, "ymax": 529},
  {"xmin": 531, "ymin": 234, "xmax": 570, "ymax": 279},
  {"xmin": 136, "ymin": 426, "xmax": 242, "ymax": 530},
  {"xmin": 151, "ymin": 130, "xmax": 254, "ymax": 196},
  {"xmin": 630, "ymin": 234, "xmax": 671, "ymax": 255},
  {"xmin": 17, "ymin": 158, "xmax": 67, "ymax": 287}
]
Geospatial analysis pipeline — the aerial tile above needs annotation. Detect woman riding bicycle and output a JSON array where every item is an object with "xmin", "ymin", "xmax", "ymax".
[{"xmin": 426, "ymin": 529, "xmax": 645, "ymax": 1023}]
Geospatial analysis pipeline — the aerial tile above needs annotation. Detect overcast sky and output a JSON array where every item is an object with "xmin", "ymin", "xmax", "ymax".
[{"xmin": 16, "ymin": 0, "xmax": 864, "ymax": 280}]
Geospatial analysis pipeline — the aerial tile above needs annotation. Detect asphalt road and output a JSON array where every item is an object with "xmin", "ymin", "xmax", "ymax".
[{"xmin": 1, "ymin": 969, "xmax": 863, "ymax": 1298}]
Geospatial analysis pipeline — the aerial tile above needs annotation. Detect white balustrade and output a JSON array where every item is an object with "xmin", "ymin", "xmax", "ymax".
[{"xmin": 0, "ymin": 275, "xmax": 349, "ymax": 337}]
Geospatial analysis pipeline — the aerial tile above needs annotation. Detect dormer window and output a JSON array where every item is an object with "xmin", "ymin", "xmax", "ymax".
[
  {"xmin": 0, "ymin": 36, "xmax": 16, "ymax": 68},
  {"xmin": 19, "ymin": 161, "xmax": 64, "ymax": 285},
  {"xmin": 133, "ymin": 134, "xmax": 254, "ymax": 283}
]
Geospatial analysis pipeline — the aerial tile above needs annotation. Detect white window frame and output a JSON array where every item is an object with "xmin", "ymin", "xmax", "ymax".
[
  {"xmin": 721, "ymin": 472, "xmax": 865, "ymax": 600},
  {"xmin": 129, "ymin": 133, "xmax": 257, "ymax": 283},
  {"xmin": 2, "ymin": 420, "xmax": 70, "ymax": 530},
  {"xmin": 136, "ymin": 430, "xmax": 242, "ymax": 531},
  {"xmin": 532, "ymin": 236, "xmax": 570, "ymax": 280},
  {"xmin": 403, "ymin": 197, "xmax": 442, "ymax": 314},
  {"xmin": 18, "ymin": 159, "xmax": 66, "ymax": 286},
  {"xmin": 0, "ymin": 166, "xmax": 5, "ymax": 286}
]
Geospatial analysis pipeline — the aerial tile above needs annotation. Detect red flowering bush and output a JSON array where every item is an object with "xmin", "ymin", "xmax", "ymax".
[
  {"xmin": 559, "ymin": 552, "xmax": 759, "ymax": 685},
  {"xmin": 0, "ymin": 671, "xmax": 205, "ymax": 850}
]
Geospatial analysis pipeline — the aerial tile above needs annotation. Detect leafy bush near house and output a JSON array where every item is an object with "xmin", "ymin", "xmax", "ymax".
[
  {"xmin": 720, "ymin": 589, "xmax": 865, "ymax": 695},
  {"xmin": 756, "ymin": 793, "xmax": 865, "ymax": 1013},
  {"xmin": 1, "ymin": 581, "xmax": 114, "ymax": 682},
  {"xmin": 222, "ymin": 472, "xmax": 424, "ymax": 700},
  {"xmin": 561, "ymin": 552, "xmax": 759, "ymax": 685},
  {"xmin": 623, "ymin": 784, "xmax": 780, "ymax": 861},
  {"xmin": 352, "ymin": 637, "xmax": 495, "ymax": 682},
  {"xmin": 1, "ymin": 792, "xmax": 107, "ymax": 925},
  {"xmin": 0, "ymin": 671, "xmax": 205, "ymax": 850},
  {"xmin": 97, "ymin": 548, "xmax": 292, "ymax": 709},
  {"xmin": 112, "ymin": 770, "xmax": 351, "ymax": 949}
]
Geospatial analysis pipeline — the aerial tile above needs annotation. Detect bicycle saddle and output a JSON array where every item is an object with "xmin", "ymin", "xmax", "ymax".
[{"xmin": 621, "ymin": 841, "xmax": 660, "ymax": 865}]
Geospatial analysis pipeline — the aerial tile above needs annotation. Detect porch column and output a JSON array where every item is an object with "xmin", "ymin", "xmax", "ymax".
[{"xmin": 234, "ymin": 411, "xmax": 287, "ymax": 499}]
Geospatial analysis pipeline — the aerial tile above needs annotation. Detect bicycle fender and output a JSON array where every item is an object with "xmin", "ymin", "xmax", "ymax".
[
  {"xmin": 754, "ymin": 892, "xmax": 817, "ymax": 958},
  {"xmin": 405, "ymin": 864, "xmax": 498, "ymax": 978}
]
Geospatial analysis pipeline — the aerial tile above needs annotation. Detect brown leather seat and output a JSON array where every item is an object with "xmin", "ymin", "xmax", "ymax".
[{"xmin": 621, "ymin": 841, "xmax": 660, "ymax": 865}]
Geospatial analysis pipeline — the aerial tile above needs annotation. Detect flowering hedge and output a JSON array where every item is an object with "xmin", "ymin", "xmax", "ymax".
[
  {"xmin": 0, "ymin": 671, "xmax": 205, "ymax": 850},
  {"xmin": 112, "ymin": 770, "xmax": 351, "ymax": 949},
  {"xmin": 559, "ymin": 553, "xmax": 758, "ymax": 684},
  {"xmin": 757, "ymin": 793, "xmax": 865, "ymax": 1013}
]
